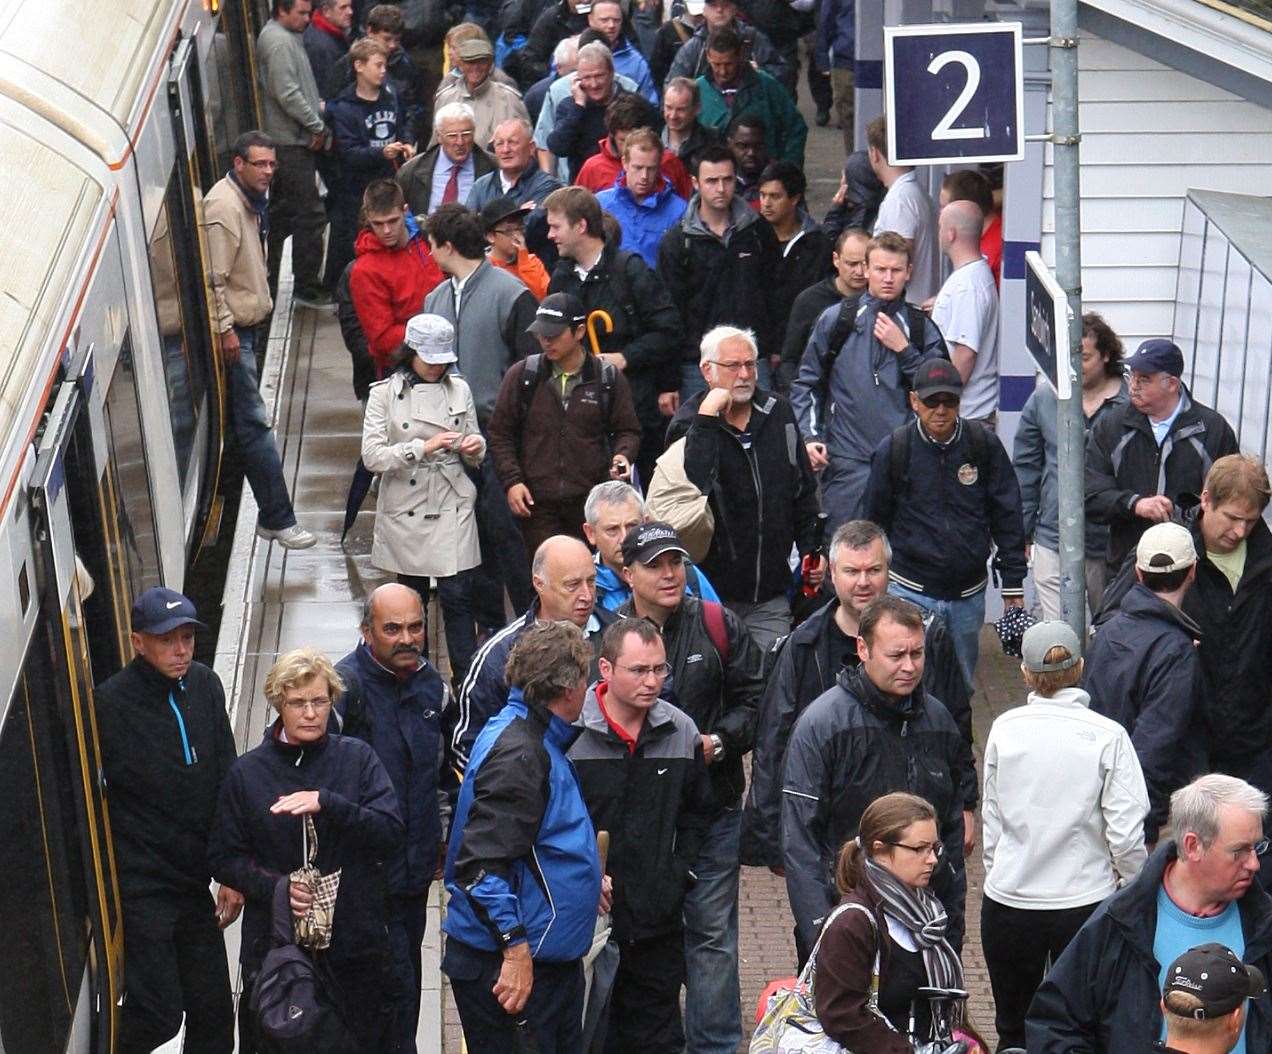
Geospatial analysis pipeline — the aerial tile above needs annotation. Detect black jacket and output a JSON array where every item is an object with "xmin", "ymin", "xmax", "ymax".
[
  {"xmin": 664, "ymin": 120, "xmax": 723, "ymax": 178},
  {"xmin": 548, "ymin": 240, "xmax": 681, "ymax": 426},
  {"xmin": 547, "ymin": 89, "xmax": 636, "ymax": 181},
  {"xmin": 615, "ymin": 594, "xmax": 767, "ymax": 806},
  {"xmin": 657, "ymin": 197, "xmax": 782, "ymax": 365},
  {"xmin": 1027, "ymin": 842, "xmax": 1272, "ymax": 1053},
  {"xmin": 778, "ymin": 276, "xmax": 843, "ymax": 392},
  {"xmin": 666, "ymin": 389, "xmax": 820, "ymax": 605},
  {"xmin": 772, "ymin": 222, "xmax": 833, "ymax": 358},
  {"xmin": 302, "ymin": 21, "xmax": 348, "ymax": 106},
  {"xmin": 512, "ymin": 1, "xmax": 588, "ymax": 88},
  {"xmin": 821, "ymin": 150, "xmax": 885, "ymax": 244},
  {"xmin": 208, "ymin": 726, "xmax": 403, "ymax": 971},
  {"xmin": 95, "ymin": 658, "xmax": 238, "ymax": 901},
  {"xmin": 1085, "ymin": 389, "xmax": 1238, "ymax": 569},
  {"xmin": 741, "ymin": 600, "xmax": 975, "ymax": 869},
  {"xmin": 1083, "ymin": 584, "xmax": 1206, "ymax": 842},
  {"xmin": 780, "ymin": 666, "xmax": 967, "ymax": 955},
  {"xmin": 569, "ymin": 688, "xmax": 717, "ymax": 940},
  {"xmin": 335, "ymin": 643, "xmax": 453, "ymax": 896},
  {"xmin": 865, "ymin": 418, "xmax": 1028, "ymax": 600},
  {"xmin": 396, "ymin": 143, "xmax": 497, "ymax": 220}
]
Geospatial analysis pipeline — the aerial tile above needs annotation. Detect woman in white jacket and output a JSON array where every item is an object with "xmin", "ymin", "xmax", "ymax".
[
  {"xmin": 980, "ymin": 620, "xmax": 1149, "ymax": 1051},
  {"xmin": 361, "ymin": 314, "xmax": 485, "ymax": 681}
]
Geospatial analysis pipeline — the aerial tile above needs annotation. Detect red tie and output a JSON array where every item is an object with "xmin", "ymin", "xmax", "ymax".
[{"xmin": 442, "ymin": 163, "xmax": 460, "ymax": 205}]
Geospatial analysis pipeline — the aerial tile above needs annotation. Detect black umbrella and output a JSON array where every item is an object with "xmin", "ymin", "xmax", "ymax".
[{"xmin": 340, "ymin": 458, "xmax": 375, "ymax": 543}]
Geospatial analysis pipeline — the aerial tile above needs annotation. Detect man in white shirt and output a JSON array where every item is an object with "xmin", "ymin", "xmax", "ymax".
[
  {"xmin": 931, "ymin": 199, "xmax": 999, "ymax": 426},
  {"xmin": 867, "ymin": 113, "xmax": 937, "ymax": 303}
]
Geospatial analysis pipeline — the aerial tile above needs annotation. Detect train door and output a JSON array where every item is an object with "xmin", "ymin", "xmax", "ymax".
[{"xmin": 29, "ymin": 375, "xmax": 126, "ymax": 1054}]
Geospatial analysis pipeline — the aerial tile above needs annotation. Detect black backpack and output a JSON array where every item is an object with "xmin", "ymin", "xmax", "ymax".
[
  {"xmin": 885, "ymin": 418, "xmax": 993, "ymax": 496},
  {"xmin": 250, "ymin": 878, "xmax": 359, "ymax": 1054},
  {"xmin": 823, "ymin": 294, "xmax": 948, "ymax": 374}
]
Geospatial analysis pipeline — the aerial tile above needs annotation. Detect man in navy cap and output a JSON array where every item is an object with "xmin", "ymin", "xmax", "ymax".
[
  {"xmin": 94, "ymin": 587, "xmax": 241, "ymax": 1054},
  {"xmin": 1086, "ymin": 337, "xmax": 1238, "ymax": 575}
]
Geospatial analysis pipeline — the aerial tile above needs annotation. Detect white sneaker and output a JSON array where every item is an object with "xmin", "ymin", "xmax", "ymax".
[{"xmin": 256, "ymin": 523, "xmax": 317, "ymax": 550}]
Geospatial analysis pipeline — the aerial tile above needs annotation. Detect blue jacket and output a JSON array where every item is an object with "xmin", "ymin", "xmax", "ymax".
[
  {"xmin": 594, "ymin": 553, "xmax": 720, "ymax": 612},
  {"xmin": 597, "ymin": 174, "xmax": 688, "ymax": 268},
  {"xmin": 817, "ymin": 0, "xmax": 854, "ymax": 70},
  {"xmin": 335, "ymin": 642, "xmax": 451, "ymax": 896},
  {"xmin": 1083, "ymin": 584, "xmax": 1206, "ymax": 843},
  {"xmin": 465, "ymin": 162, "xmax": 563, "ymax": 211},
  {"xmin": 611, "ymin": 36, "xmax": 659, "ymax": 103},
  {"xmin": 443, "ymin": 689, "xmax": 601, "ymax": 960},
  {"xmin": 327, "ymin": 82, "xmax": 405, "ymax": 202}
]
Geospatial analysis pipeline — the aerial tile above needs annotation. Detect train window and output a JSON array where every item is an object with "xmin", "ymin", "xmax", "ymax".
[
  {"xmin": 205, "ymin": 1, "xmax": 258, "ymax": 176},
  {"xmin": 103, "ymin": 331, "xmax": 162, "ymax": 598},
  {"xmin": 146, "ymin": 179, "xmax": 211, "ymax": 491},
  {"xmin": 0, "ymin": 621, "xmax": 91, "ymax": 1053}
]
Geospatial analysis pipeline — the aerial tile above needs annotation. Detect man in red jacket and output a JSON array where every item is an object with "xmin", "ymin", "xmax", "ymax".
[
  {"xmin": 349, "ymin": 179, "xmax": 444, "ymax": 376},
  {"xmin": 575, "ymin": 94, "xmax": 692, "ymax": 199}
]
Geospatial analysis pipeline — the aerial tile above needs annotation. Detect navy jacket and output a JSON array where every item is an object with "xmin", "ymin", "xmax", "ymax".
[
  {"xmin": 327, "ymin": 82, "xmax": 406, "ymax": 204},
  {"xmin": 335, "ymin": 643, "xmax": 453, "ymax": 896},
  {"xmin": 208, "ymin": 726, "xmax": 404, "ymax": 971},
  {"xmin": 443, "ymin": 689, "xmax": 601, "ymax": 960},
  {"xmin": 1083, "ymin": 584, "xmax": 1206, "ymax": 842},
  {"xmin": 1027, "ymin": 842, "xmax": 1272, "ymax": 1053},
  {"xmin": 864, "ymin": 419, "xmax": 1027, "ymax": 600}
]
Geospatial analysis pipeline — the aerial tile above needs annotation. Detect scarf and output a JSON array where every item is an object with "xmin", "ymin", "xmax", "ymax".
[
  {"xmin": 229, "ymin": 169, "xmax": 270, "ymax": 247},
  {"xmin": 865, "ymin": 857, "xmax": 964, "ymax": 1002}
]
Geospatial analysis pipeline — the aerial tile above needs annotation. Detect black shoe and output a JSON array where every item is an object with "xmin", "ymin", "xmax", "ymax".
[
  {"xmin": 815, "ymin": 107, "xmax": 831, "ymax": 127},
  {"xmin": 293, "ymin": 286, "xmax": 335, "ymax": 309}
]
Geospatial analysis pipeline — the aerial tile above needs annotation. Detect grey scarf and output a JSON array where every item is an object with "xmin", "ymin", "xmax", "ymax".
[{"xmin": 865, "ymin": 857, "xmax": 964, "ymax": 997}]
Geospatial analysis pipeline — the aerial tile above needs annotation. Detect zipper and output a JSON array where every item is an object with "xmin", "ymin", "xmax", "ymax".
[
  {"xmin": 168, "ymin": 683, "xmax": 196, "ymax": 766},
  {"xmin": 745, "ymin": 441, "xmax": 764, "ymax": 602}
]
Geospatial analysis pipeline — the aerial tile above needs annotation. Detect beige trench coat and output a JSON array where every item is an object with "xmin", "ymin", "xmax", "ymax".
[{"xmin": 361, "ymin": 370, "xmax": 485, "ymax": 577}]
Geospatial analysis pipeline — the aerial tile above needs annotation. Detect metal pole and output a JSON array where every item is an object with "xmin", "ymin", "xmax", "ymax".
[{"xmin": 1051, "ymin": 0, "xmax": 1087, "ymax": 643}]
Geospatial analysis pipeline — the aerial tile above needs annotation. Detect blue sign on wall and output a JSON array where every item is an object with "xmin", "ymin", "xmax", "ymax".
[
  {"xmin": 1024, "ymin": 251, "xmax": 1072, "ymax": 399},
  {"xmin": 884, "ymin": 22, "xmax": 1024, "ymax": 167}
]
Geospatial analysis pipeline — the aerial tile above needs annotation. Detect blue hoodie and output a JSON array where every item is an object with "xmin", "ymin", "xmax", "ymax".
[{"xmin": 598, "ymin": 173, "xmax": 688, "ymax": 268}]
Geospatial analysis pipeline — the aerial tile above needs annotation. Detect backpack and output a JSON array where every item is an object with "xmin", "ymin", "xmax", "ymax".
[
  {"xmin": 823, "ymin": 294, "xmax": 947, "ymax": 374},
  {"xmin": 517, "ymin": 353, "xmax": 619, "ymax": 431},
  {"xmin": 701, "ymin": 599, "xmax": 730, "ymax": 665},
  {"xmin": 251, "ymin": 879, "xmax": 360, "ymax": 1054},
  {"xmin": 886, "ymin": 418, "xmax": 993, "ymax": 496}
]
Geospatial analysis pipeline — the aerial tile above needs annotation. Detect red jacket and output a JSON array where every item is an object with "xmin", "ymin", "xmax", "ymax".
[
  {"xmin": 348, "ymin": 222, "xmax": 444, "ymax": 371},
  {"xmin": 575, "ymin": 137, "xmax": 692, "ymax": 200}
]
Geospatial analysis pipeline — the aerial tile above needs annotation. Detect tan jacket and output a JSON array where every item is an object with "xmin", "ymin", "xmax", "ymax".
[
  {"xmin": 646, "ymin": 437, "xmax": 714, "ymax": 563},
  {"xmin": 203, "ymin": 176, "xmax": 273, "ymax": 332},
  {"xmin": 430, "ymin": 75, "xmax": 530, "ymax": 151},
  {"xmin": 361, "ymin": 370, "xmax": 485, "ymax": 577}
]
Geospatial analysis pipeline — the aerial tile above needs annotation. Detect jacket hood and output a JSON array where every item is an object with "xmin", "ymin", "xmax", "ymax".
[
  {"xmin": 578, "ymin": 682, "xmax": 678, "ymax": 737},
  {"xmin": 507, "ymin": 685, "xmax": 583, "ymax": 753},
  {"xmin": 682, "ymin": 193, "xmax": 760, "ymax": 239},
  {"xmin": 1120, "ymin": 583, "xmax": 1203, "ymax": 641},
  {"xmin": 354, "ymin": 211, "xmax": 424, "ymax": 257},
  {"xmin": 1026, "ymin": 685, "xmax": 1091, "ymax": 710},
  {"xmin": 838, "ymin": 664, "xmax": 923, "ymax": 723},
  {"xmin": 614, "ymin": 169, "xmax": 675, "ymax": 205}
]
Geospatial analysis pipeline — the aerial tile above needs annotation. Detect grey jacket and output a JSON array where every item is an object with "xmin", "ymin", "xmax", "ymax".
[
  {"xmin": 789, "ymin": 293, "xmax": 944, "ymax": 463},
  {"xmin": 423, "ymin": 261, "xmax": 539, "ymax": 426},
  {"xmin": 1014, "ymin": 378, "xmax": 1128, "ymax": 555},
  {"xmin": 258, "ymin": 19, "xmax": 326, "ymax": 145}
]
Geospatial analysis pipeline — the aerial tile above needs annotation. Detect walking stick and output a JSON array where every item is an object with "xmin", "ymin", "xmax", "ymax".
[{"xmin": 586, "ymin": 310, "xmax": 614, "ymax": 357}]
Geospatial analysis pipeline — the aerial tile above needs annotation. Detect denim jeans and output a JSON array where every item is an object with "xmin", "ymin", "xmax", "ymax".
[
  {"xmin": 682, "ymin": 806, "xmax": 742, "ymax": 1054},
  {"xmin": 230, "ymin": 327, "xmax": 296, "ymax": 531},
  {"xmin": 889, "ymin": 582, "xmax": 986, "ymax": 692}
]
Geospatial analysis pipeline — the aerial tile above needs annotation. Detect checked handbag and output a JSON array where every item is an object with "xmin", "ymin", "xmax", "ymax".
[
  {"xmin": 750, "ymin": 903, "xmax": 887, "ymax": 1054},
  {"xmin": 290, "ymin": 814, "xmax": 342, "ymax": 951}
]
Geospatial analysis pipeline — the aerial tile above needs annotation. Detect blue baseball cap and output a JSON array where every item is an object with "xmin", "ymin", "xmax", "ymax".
[
  {"xmin": 131, "ymin": 587, "xmax": 206, "ymax": 635},
  {"xmin": 1126, "ymin": 338, "xmax": 1184, "ymax": 378}
]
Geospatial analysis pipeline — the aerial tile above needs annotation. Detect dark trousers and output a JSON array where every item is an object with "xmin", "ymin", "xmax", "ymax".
[
  {"xmin": 386, "ymin": 892, "xmax": 429, "ymax": 1054},
  {"xmin": 267, "ymin": 143, "xmax": 327, "ymax": 294},
  {"xmin": 443, "ymin": 938, "xmax": 584, "ymax": 1054},
  {"xmin": 398, "ymin": 571, "xmax": 479, "ymax": 684},
  {"xmin": 980, "ymin": 895, "xmax": 1098, "ymax": 1051},
  {"xmin": 605, "ymin": 930, "xmax": 686, "ymax": 1054},
  {"xmin": 516, "ymin": 495, "xmax": 589, "ymax": 560},
  {"xmin": 117, "ymin": 893, "xmax": 234, "ymax": 1054},
  {"xmin": 325, "ymin": 193, "xmax": 361, "ymax": 296},
  {"xmin": 473, "ymin": 457, "xmax": 533, "ymax": 634}
]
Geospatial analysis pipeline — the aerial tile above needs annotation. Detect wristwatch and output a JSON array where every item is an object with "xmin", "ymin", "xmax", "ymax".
[{"xmin": 709, "ymin": 733, "xmax": 724, "ymax": 762}]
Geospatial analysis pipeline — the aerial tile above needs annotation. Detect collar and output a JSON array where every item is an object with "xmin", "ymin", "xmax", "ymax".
[
  {"xmin": 840, "ymin": 664, "xmax": 923, "ymax": 723},
  {"xmin": 356, "ymin": 639, "xmax": 428, "ymax": 682},
  {"xmin": 438, "ymin": 152, "xmax": 471, "ymax": 175},
  {"xmin": 916, "ymin": 417, "xmax": 962, "ymax": 449},
  {"xmin": 311, "ymin": 11, "xmax": 346, "ymax": 40},
  {"xmin": 228, "ymin": 169, "xmax": 269, "ymax": 211},
  {"xmin": 131, "ymin": 655, "xmax": 186, "ymax": 693},
  {"xmin": 594, "ymin": 681, "xmax": 639, "ymax": 753}
]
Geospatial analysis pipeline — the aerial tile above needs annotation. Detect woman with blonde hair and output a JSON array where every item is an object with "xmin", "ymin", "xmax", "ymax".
[
  {"xmin": 209, "ymin": 647, "xmax": 404, "ymax": 1051},
  {"xmin": 813, "ymin": 792, "xmax": 965, "ymax": 1052}
]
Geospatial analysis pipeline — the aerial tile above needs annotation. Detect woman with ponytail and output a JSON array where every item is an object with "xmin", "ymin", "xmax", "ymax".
[{"xmin": 813, "ymin": 791, "xmax": 965, "ymax": 1052}]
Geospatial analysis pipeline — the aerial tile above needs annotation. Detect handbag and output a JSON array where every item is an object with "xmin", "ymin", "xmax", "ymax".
[{"xmin": 749, "ymin": 903, "xmax": 883, "ymax": 1054}]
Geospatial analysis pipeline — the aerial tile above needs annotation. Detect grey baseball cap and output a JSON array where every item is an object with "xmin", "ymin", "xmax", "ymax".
[
  {"xmin": 404, "ymin": 313, "xmax": 457, "ymax": 364},
  {"xmin": 1021, "ymin": 620, "xmax": 1082, "ymax": 674}
]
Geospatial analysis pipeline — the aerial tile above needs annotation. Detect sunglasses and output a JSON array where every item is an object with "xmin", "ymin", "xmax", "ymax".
[{"xmin": 920, "ymin": 393, "xmax": 960, "ymax": 409}]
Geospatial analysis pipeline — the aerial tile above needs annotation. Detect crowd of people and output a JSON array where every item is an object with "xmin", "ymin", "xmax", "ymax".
[{"xmin": 103, "ymin": 0, "xmax": 1272, "ymax": 1051}]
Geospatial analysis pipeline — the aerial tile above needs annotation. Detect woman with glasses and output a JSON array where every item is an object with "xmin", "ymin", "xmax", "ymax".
[
  {"xmin": 979, "ymin": 620, "xmax": 1149, "ymax": 1050},
  {"xmin": 209, "ymin": 648, "xmax": 404, "ymax": 1052},
  {"xmin": 812, "ymin": 791, "xmax": 966, "ymax": 1052}
]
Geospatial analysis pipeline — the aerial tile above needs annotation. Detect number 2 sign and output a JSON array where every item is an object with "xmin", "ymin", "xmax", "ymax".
[{"xmin": 883, "ymin": 22, "xmax": 1024, "ymax": 167}]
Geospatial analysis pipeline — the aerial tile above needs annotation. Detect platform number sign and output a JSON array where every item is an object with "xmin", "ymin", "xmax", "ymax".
[{"xmin": 883, "ymin": 22, "xmax": 1024, "ymax": 167}]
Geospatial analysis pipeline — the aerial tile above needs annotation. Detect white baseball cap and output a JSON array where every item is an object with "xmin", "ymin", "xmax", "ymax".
[
  {"xmin": 404, "ymin": 314, "xmax": 457, "ymax": 364},
  {"xmin": 1136, "ymin": 521, "xmax": 1197, "ymax": 574}
]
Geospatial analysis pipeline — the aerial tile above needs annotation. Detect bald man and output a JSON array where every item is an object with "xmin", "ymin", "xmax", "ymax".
[
  {"xmin": 334, "ymin": 582, "xmax": 455, "ymax": 1053},
  {"xmin": 930, "ymin": 198, "xmax": 1000, "ymax": 427},
  {"xmin": 452, "ymin": 536, "xmax": 617, "ymax": 770}
]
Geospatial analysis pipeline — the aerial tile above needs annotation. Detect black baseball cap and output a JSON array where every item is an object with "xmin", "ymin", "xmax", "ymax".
[
  {"xmin": 1126, "ymin": 337, "xmax": 1185, "ymax": 378},
  {"xmin": 914, "ymin": 358, "xmax": 964, "ymax": 399},
  {"xmin": 131, "ymin": 587, "xmax": 207, "ymax": 636},
  {"xmin": 1164, "ymin": 944, "xmax": 1267, "ymax": 1019},
  {"xmin": 479, "ymin": 195, "xmax": 532, "ymax": 231},
  {"xmin": 621, "ymin": 522, "xmax": 690, "ymax": 567},
  {"xmin": 527, "ymin": 293, "xmax": 587, "ymax": 338}
]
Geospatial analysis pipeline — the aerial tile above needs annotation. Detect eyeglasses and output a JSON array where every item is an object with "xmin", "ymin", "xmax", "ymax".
[
  {"xmin": 614, "ymin": 662, "xmax": 672, "ymax": 679},
  {"xmin": 888, "ymin": 840, "xmax": 945, "ymax": 859},
  {"xmin": 245, "ymin": 159, "xmax": 279, "ymax": 170},
  {"xmin": 440, "ymin": 130, "xmax": 475, "ymax": 143},
  {"xmin": 707, "ymin": 359, "xmax": 758, "ymax": 374},
  {"xmin": 1224, "ymin": 839, "xmax": 1271, "ymax": 861},
  {"xmin": 920, "ymin": 393, "xmax": 959, "ymax": 409},
  {"xmin": 492, "ymin": 224, "xmax": 523, "ymax": 237},
  {"xmin": 282, "ymin": 697, "xmax": 333, "ymax": 714}
]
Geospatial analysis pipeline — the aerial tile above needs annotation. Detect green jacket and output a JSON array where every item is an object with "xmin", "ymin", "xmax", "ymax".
[{"xmin": 696, "ymin": 67, "xmax": 807, "ymax": 166}]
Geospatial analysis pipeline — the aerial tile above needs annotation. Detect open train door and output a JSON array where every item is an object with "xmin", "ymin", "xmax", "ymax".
[{"xmin": 29, "ymin": 368, "xmax": 126, "ymax": 1054}]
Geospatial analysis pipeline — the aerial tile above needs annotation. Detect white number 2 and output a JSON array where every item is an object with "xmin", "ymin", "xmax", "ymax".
[{"xmin": 927, "ymin": 50, "xmax": 985, "ymax": 141}]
